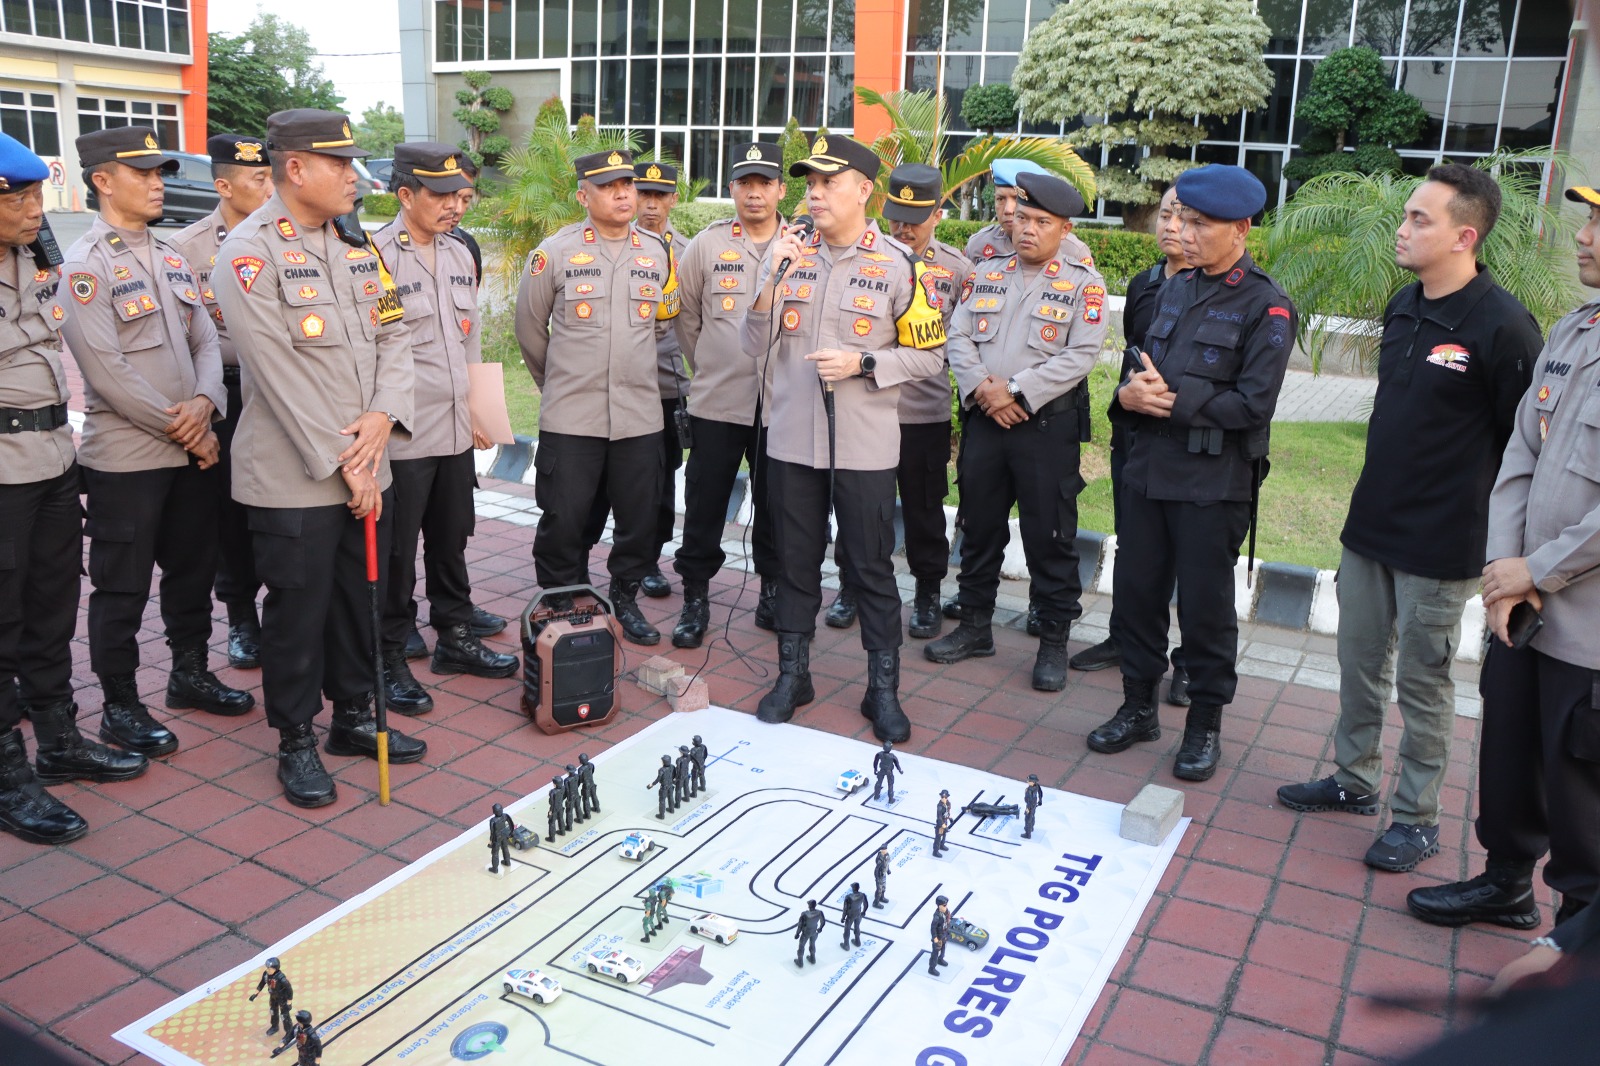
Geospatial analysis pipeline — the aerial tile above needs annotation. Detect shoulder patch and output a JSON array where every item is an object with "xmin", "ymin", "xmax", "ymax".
[
  {"xmin": 232, "ymin": 256, "xmax": 265, "ymax": 293},
  {"xmin": 1081, "ymin": 284, "xmax": 1105, "ymax": 324},
  {"xmin": 69, "ymin": 272, "xmax": 97, "ymax": 304},
  {"xmin": 530, "ymin": 249, "xmax": 548, "ymax": 276}
]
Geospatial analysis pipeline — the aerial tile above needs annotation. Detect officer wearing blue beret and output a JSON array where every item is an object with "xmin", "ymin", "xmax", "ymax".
[{"xmin": 1091, "ymin": 165, "xmax": 1297, "ymax": 782}]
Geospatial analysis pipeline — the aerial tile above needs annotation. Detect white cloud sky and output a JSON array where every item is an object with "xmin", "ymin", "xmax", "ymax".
[{"xmin": 208, "ymin": 0, "xmax": 406, "ymax": 118}]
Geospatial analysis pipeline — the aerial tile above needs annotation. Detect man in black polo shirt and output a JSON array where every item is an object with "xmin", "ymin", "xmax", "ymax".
[{"xmin": 1278, "ymin": 164, "xmax": 1541, "ymax": 872}]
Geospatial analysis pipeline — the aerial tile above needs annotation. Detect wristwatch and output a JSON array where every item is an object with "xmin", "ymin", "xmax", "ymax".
[
  {"xmin": 1006, "ymin": 378, "xmax": 1021, "ymax": 397},
  {"xmin": 384, "ymin": 412, "xmax": 399, "ymax": 424},
  {"xmin": 859, "ymin": 353, "xmax": 877, "ymax": 376}
]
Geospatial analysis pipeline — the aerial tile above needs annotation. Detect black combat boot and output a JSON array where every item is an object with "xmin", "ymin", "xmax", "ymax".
[
  {"xmin": 277, "ymin": 723, "xmax": 336, "ymax": 808},
  {"xmin": 923, "ymin": 606, "xmax": 995, "ymax": 664},
  {"xmin": 610, "ymin": 579, "xmax": 661, "ymax": 645},
  {"xmin": 1167, "ymin": 664, "xmax": 1191, "ymax": 706},
  {"xmin": 1069, "ymin": 636, "xmax": 1121, "ymax": 672},
  {"xmin": 324, "ymin": 693, "xmax": 428, "ymax": 763},
  {"xmin": 824, "ymin": 587, "xmax": 858, "ymax": 629},
  {"xmin": 227, "ymin": 618, "xmax": 261, "ymax": 669},
  {"xmin": 757, "ymin": 632, "xmax": 815, "ymax": 724},
  {"xmin": 404, "ymin": 626, "xmax": 429, "ymax": 660},
  {"xmin": 1087, "ymin": 678, "xmax": 1161, "ymax": 754},
  {"xmin": 470, "ymin": 605, "xmax": 508, "ymax": 636},
  {"xmin": 29, "ymin": 699, "xmax": 148, "ymax": 784},
  {"xmin": 166, "ymin": 643, "xmax": 255, "ymax": 716},
  {"xmin": 1024, "ymin": 600, "xmax": 1041, "ymax": 637},
  {"xmin": 1406, "ymin": 858, "xmax": 1539, "ymax": 929},
  {"xmin": 941, "ymin": 596, "xmax": 961, "ymax": 620},
  {"xmin": 1173, "ymin": 702, "xmax": 1223, "ymax": 781},
  {"xmin": 0, "ymin": 728, "xmax": 88, "ymax": 845},
  {"xmin": 672, "ymin": 581, "xmax": 711, "ymax": 649},
  {"xmin": 640, "ymin": 568, "xmax": 672, "ymax": 598},
  {"xmin": 754, "ymin": 576, "xmax": 778, "ymax": 632},
  {"xmin": 432, "ymin": 623, "xmax": 519, "ymax": 678},
  {"xmin": 98, "ymin": 675, "xmax": 178, "ymax": 756},
  {"xmin": 383, "ymin": 651, "xmax": 434, "ymax": 715},
  {"xmin": 1032, "ymin": 619, "xmax": 1070, "ymax": 692},
  {"xmin": 860, "ymin": 650, "xmax": 911, "ymax": 743},
  {"xmin": 908, "ymin": 578, "xmax": 942, "ymax": 639}
]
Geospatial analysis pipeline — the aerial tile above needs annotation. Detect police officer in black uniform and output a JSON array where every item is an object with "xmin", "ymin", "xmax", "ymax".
[
  {"xmin": 872, "ymin": 740, "xmax": 902, "ymax": 802},
  {"xmin": 840, "ymin": 882, "xmax": 868, "ymax": 948},
  {"xmin": 578, "ymin": 751, "xmax": 600, "ymax": 813},
  {"xmin": 933, "ymin": 788, "xmax": 952, "ymax": 856},
  {"xmin": 547, "ymin": 775, "xmax": 565, "ymax": 839},
  {"xmin": 794, "ymin": 899, "xmax": 826, "ymax": 966},
  {"xmin": 487, "ymin": 802, "xmax": 514, "ymax": 874},
  {"xmin": 1091, "ymin": 166, "xmax": 1296, "ymax": 782},
  {"xmin": 249, "ymin": 957, "xmax": 293, "ymax": 1035},
  {"xmin": 929, "ymin": 895, "xmax": 951, "ymax": 974}
]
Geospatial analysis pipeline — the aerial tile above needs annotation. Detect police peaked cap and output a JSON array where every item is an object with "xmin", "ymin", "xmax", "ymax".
[
  {"xmin": 266, "ymin": 109, "xmax": 367, "ymax": 158},
  {"xmin": 790, "ymin": 133, "xmax": 881, "ymax": 180},
  {"xmin": 394, "ymin": 141, "xmax": 473, "ymax": 193},
  {"xmin": 77, "ymin": 126, "xmax": 178, "ymax": 172},
  {"xmin": 576, "ymin": 149, "xmax": 635, "ymax": 185},
  {"xmin": 634, "ymin": 160, "xmax": 678, "ymax": 193},
  {"xmin": 730, "ymin": 142, "xmax": 783, "ymax": 181},
  {"xmin": 1014, "ymin": 172, "xmax": 1086, "ymax": 220},
  {"xmin": 1565, "ymin": 186, "xmax": 1600, "ymax": 208},
  {"xmin": 1173, "ymin": 165, "xmax": 1266, "ymax": 222},
  {"xmin": 883, "ymin": 163, "xmax": 944, "ymax": 224}
]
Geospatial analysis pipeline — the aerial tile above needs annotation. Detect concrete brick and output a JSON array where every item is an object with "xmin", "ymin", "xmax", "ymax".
[
  {"xmin": 1120, "ymin": 784, "xmax": 1184, "ymax": 846},
  {"xmin": 666, "ymin": 676, "xmax": 710, "ymax": 712},
  {"xmin": 638, "ymin": 656, "xmax": 684, "ymax": 695}
]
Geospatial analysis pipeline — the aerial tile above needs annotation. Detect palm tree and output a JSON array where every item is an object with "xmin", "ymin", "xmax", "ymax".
[
  {"xmin": 1264, "ymin": 150, "xmax": 1581, "ymax": 373},
  {"xmin": 855, "ymin": 87, "xmax": 1096, "ymax": 216}
]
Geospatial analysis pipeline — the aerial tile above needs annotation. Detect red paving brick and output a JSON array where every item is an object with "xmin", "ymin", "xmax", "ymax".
[
  {"xmin": 1213, "ymin": 1014, "xmax": 1331, "ymax": 1064},
  {"xmin": 1126, "ymin": 939, "xmax": 1241, "ymax": 1009}
]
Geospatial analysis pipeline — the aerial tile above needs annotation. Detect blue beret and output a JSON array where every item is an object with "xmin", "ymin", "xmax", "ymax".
[
  {"xmin": 1173, "ymin": 165, "xmax": 1266, "ymax": 222},
  {"xmin": 991, "ymin": 159, "xmax": 1049, "ymax": 188},
  {"xmin": 0, "ymin": 132, "xmax": 49, "ymax": 193}
]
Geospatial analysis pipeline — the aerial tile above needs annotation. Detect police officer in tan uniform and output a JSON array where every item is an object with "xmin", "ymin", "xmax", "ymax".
[
  {"xmin": 213, "ymin": 109, "xmax": 426, "ymax": 808},
  {"xmin": 168, "ymin": 132, "xmax": 274, "ymax": 670},
  {"xmin": 0, "ymin": 133, "xmax": 146, "ymax": 846},
  {"xmin": 670, "ymin": 142, "xmax": 785, "ymax": 648},
  {"xmin": 61, "ymin": 126, "xmax": 256, "ymax": 761},
  {"xmin": 927, "ymin": 173, "xmax": 1106, "ymax": 692},
  {"xmin": 743, "ymin": 134, "xmax": 947, "ymax": 742},
  {"xmin": 829, "ymin": 163, "xmax": 971, "ymax": 640},
  {"xmin": 515, "ymin": 149, "xmax": 675, "ymax": 645},
  {"xmin": 374, "ymin": 142, "xmax": 515, "ymax": 716}
]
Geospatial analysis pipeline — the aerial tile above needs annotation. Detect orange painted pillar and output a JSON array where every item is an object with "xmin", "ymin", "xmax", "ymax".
[
  {"xmin": 853, "ymin": 0, "xmax": 905, "ymax": 141},
  {"xmin": 181, "ymin": 0, "xmax": 209, "ymax": 152}
]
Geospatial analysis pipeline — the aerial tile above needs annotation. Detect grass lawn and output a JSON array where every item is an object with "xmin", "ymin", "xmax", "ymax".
[{"xmin": 481, "ymin": 308, "xmax": 1365, "ymax": 572}]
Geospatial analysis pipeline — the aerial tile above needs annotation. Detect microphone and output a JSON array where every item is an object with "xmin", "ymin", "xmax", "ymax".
[{"xmin": 776, "ymin": 214, "xmax": 815, "ymax": 280}]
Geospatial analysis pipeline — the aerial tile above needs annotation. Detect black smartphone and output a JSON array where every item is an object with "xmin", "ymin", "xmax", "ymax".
[{"xmin": 1507, "ymin": 600, "xmax": 1543, "ymax": 649}]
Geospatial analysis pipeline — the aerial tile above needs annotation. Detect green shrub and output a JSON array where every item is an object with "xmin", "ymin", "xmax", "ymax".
[
  {"xmin": 364, "ymin": 193, "xmax": 400, "ymax": 218},
  {"xmin": 670, "ymin": 201, "xmax": 737, "ymax": 239},
  {"xmin": 934, "ymin": 219, "xmax": 985, "ymax": 248},
  {"xmin": 1078, "ymin": 230, "xmax": 1161, "ymax": 291}
]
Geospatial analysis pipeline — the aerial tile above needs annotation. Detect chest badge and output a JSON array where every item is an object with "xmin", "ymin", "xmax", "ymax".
[
  {"xmin": 1425, "ymin": 343, "xmax": 1470, "ymax": 372},
  {"xmin": 782, "ymin": 308, "xmax": 801, "ymax": 332},
  {"xmin": 852, "ymin": 317, "xmax": 872, "ymax": 337},
  {"xmin": 283, "ymin": 251, "xmax": 308, "ymax": 264},
  {"xmin": 298, "ymin": 286, "xmax": 319, "ymax": 300},
  {"xmin": 299, "ymin": 313, "xmax": 326, "ymax": 338},
  {"xmin": 1040, "ymin": 324, "xmax": 1059, "ymax": 343},
  {"xmin": 569, "ymin": 253, "xmax": 595, "ymax": 265},
  {"xmin": 1537, "ymin": 384, "xmax": 1551, "ymax": 403},
  {"xmin": 113, "ymin": 265, "xmax": 132, "ymax": 280},
  {"xmin": 575, "ymin": 301, "xmax": 594, "ymax": 319},
  {"xmin": 721, "ymin": 295, "xmax": 736, "ymax": 312}
]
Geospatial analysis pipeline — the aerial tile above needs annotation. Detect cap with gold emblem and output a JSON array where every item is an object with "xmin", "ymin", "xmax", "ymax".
[
  {"xmin": 575, "ymin": 149, "xmax": 635, "ymax": 186},
  {"xmin": 882, "ymin": 163, "xmax": 943, "ymax": 224},
  {"xmin": 76, "ymin": 126, "xmax": 179, "ymax": 172},
  {"xmin": 1014, "ymin": 171, "xmax": 1086, "ymax": 221},
  {"xmin": 1565, "ymin": 186, "xmax": 1600, "ymax": 208},
  {"xmin": 265, "ymin": 108, "xmax": 368, "ymax": 158},
  {"xmin": 206, "ymin": 132, "xmax": 269, "ymax": 168},
  {"xmin": 633, "ymin": 160, "xmax": 678, "ymax": 193},
  {"xmin": 393, "ymin": 141, "xmax": 473, "ymax": 193},
  {"xmin": 730, "ymin": 141, "xmax": 783, "ymax": 182},
  {"xmin": 788, "ymin": 133, "xmax": 882, "ymax": 180}
]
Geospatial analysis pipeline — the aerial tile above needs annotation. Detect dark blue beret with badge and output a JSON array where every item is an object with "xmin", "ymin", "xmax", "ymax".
[
  {"xmin": 1014, "ymin": 171, "xmax": 1086, "ymax": 221},
  {"xmin": 0, "ymin": 131, "xmax": 48, "ymax": 192},
  {"xmin": 1173, "ymin": 165, "xmax": 1266, "ymax": 222}
]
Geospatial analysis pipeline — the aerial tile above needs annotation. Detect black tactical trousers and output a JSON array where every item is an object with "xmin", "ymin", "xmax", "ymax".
[
  {"xmin": 383, "ymin": 449, "xmax": 476, "ymax": 653},
  {"xmin": 0, "ymin": 465, "xmax": 82, "ymax": 730},
  {"xmin": 535, "ymin": 431, "xmax": 664, "ymax": 588},
  {"xmin": 836, "ymin": 420, "xmax": 951, "ymax": 585},
  {"xmin": 213, "ymin": 368, "xmax": 261, "ymax": 617},
  {"xmin": 583, "ymin": 399, "xmax": 682, "ymax": 562},
  {"xmin": 1109, "ymin": 422, "xmax": 1185, "ymax": 670},
  {"xmin": 674, "ymin": 413, "xmax": 777, "ymax": 583}
]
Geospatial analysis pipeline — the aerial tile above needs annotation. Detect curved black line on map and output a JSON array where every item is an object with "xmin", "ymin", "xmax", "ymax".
[
  {"xmin": 774, "ymin": 814, "xmax": 884, "ymax": 901},
  {"xmin": 560, "ymin": 986, "xmax": 717, "ymax": 1046},
  {"xmin": 819, "ymin": 945, "xmax": 936, "ymax": 1065},
  {"xmin": 499, "ymin": 994, "xmax": 607, "ymax": 1064}
]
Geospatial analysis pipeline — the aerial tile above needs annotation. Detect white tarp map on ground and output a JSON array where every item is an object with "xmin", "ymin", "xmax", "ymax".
[{"xmin": 116, "ymin": 707, "xmax": 1183, "ymax": 1066}]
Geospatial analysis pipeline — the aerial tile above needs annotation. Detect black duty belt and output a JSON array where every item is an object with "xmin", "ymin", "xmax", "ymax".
[
  {"xmin": 0, "ymin": 403, "xmax": 68, "ymax": 433},
  {"xmin": 1030, "ymin": 381, "xmax": 1089, "ymax": 420},
  {"xmin": 222, "ymin": 365, "xmax": 242, "ymax": 383}
]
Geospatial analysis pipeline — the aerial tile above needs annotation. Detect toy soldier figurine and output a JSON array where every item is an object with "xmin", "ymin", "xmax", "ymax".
[
  {"xmin": 577, "ymin": 752, "xmax": 599, "ymax": 814},
  {"xmin": 840, "ymin": 882, "xmax": 868, "ymax": 948},
  {"xmin": 674, "ymin": 745, "xmax": 694, "ymax": 802},
  {"xmin": 689, "ymin": 736, "xmax": 708, "ymax": 793},
  {"xmin": 649, "ymin": 754, "xmax": 676, "ymax": 819},
  {"xmin": 872, "ymin": 741, "xmax": 903, "ymax": 802},
  {"xmin": 271, "ymin": 1009, "xmax": 320, "ymax": 1063},
  {"xmin": 249, "ymin": 957, "xmax": 293, "ymax": 1035},
  {"xmin": 563, "ymin": 764, "xmax": 584, "ymax": 824},
  {"xmin": 929, "ymin": 896, "xmax": 951, "ymax": 975},
  {"xmin": 655, "ymin": 878, "xmax": 675, "ymax": 925},
  {"xmin": 641, "ymin": 889, "xmax": 658, "ymax": 941},
  {"xmin": 486, "ymin": 803, "xmax": 514, "ymax": 875},
  {"xmin": 933, "ymin": 790, "xmax": 952, "ymax": 857},
  {"xmin": 872, "ymin": 843, "xmax": 891, "ymax": 908},
  {"xmin": 1023, "ymin": 774, "xmax": 1043, "ymax": 839},
  {"xmin": 794, "ymin": 899, "xmax": 826, "ymax": 967},
  {"xmin": 549, "ymin": 774, "xmax": 569, "ymax": 836}
]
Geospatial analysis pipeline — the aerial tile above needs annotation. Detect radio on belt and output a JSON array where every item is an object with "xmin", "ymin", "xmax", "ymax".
[{"xmin": 520, "ymin": 586, "xmax": 623, "ymax": 734}]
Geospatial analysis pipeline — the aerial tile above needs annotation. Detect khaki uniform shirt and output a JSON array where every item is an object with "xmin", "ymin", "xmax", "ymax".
[
  {"xmin": 947, "ymin": 252, "xmax": 1108, "ymax": 412},
  {"xmin": 741, "ymin": 222, "xmax": 947, "ymax": 472},
  {"xmin": 168, "ymin": 207, "xmax": 238, "ymax": 367},
  {"xmin": 965, "ymin": 222, "xmax": 1095, "ymax": 268},
  {"xmin": 0, "ymin": 249, "xmax": 73, "ymax": 483},
  {"xmin": 60, "ymin": 218, "xmax": 224, "ymax": 473},
  {"xmin": 372, "ymin": 224, "xmax": 479, "ymax": 460},
  {"xmin": 1488, "ymin": 299, "xmax": 1600, "ymax": 668},
  {"xmin": 653, "ymin": 224, "xmax": 689, "ymax": 400},
  {"xmin": 899, "ymin": 238, "xmax": 973, "ymax": 424},
  {"xmin": 515, "ymin": 219, "xmax": 672, "ymax": 441},
  {"xmin": 213, "ymin": 192, "xmax": 414, "ymax": 508},
  {"xmin": 674, "ymin": 216, "xmax": 780, "ymax": 426}
]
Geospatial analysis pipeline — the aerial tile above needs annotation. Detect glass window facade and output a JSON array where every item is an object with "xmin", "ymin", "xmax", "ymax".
[
  {"xmin": 0, "ymin": 89, "xmax": 61, "ymax": 157},
  {"xmin": 76, "ymin": 96, "xmax": 179, "ymax": 149},
  {"xmin": 0, "ymin": 0, "xmax": 189, "ymax": 54}
]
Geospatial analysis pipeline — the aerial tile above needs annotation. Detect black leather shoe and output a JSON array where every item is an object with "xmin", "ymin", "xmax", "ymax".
[
  {"xmin": 908, "ymin": 578, "xmax": 942, "ymax": 640},
  {"xmin": 1406, "ymin": 862, "xmax": 1539, "ymax": 929},
  {"xmin": 383, "ymin": 652, "xmax": 435, "ymax": 715},
  {"xmin": 0, "ymin": 728, "xmax": 89, "ymax": 845},
  {"xmin": 610, "ymin": 580, "xmax": 662, "ymax": 645},
  {"xmin": 1087, "ymin": 678, "xmax": 1160, "ymax": 754},
  {"xmin": 941, "ymin": 596, "xmax": 961, "ymax": 621},
  {"xmin": 1025, "ymin": 602, "xmax": 1040, "ymax": 637},
  {"xmin": 432, "ymin": 623, "xmax": 519, "ymax": 678},
  {"xmin": 28, "ymin": 700, "xmax": 148, "ymax": 784},
  {"xmin": 757, "ymin": 632, "xmax": 814, "ymax": 724},
  {"xmin": 469, "ymin": 606, "xmax": 507, "ymax": 637},
  {"xmin": 1069, "ymin": 636, "xmax": 1120, "ymax": 672},
  {"xmin": 754, "ymin": 577, "xmax": 778, "ymax": 632},
  {"xmin": 672, "ymin": 582, "xmax": 710, "ymax": 649},
  {"xmin": 277, "ymin": 724, "xmax": 336, "ymax": 808},
  {"xmin": 324, "ymin": 694, "xmax": 427, "ymax": 763},
  {"xmin": 860, "ymin": 650, "xmax": 910, "ymax": 743},
  {"xmin": 1167, "ymin": 666, "xmax": 1191, "ymax": 707},
  {"xmin": 1033, "ymin": 620, "xmax": 1070, "ymax": 692},
  {"xmin": 825, "ymin": 587, "xmax": 857, "ymax": 629},
  {"xmin": 98, "ymin": 676, "xmax": 178, "ymax": 757},
  {"xmin": 404, "ymin": 626, "xmax": 429, "ymax": 661},
  {"xmin": 227, "ymin": 619, "xmax": 261, "ymax": 669},
  {"xmin": 640, "ymin": 569, "xmax": 672, "ymax": 599},
  {"xmin": 1172, "ymin": 703, "xmax": 1222, "ymax": 781},
  {"xmin": 924, "ymin": 607, "xmax": 995, "ymax": 664},
  {"xmin": 166, "ymin": 644, "xmax": 255, "ymax": 716}
]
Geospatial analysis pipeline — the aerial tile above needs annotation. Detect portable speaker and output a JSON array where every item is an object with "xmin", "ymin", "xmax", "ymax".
[{"xmin": 520, "ymin": 585, "xmax": 623, "ymax": 735}]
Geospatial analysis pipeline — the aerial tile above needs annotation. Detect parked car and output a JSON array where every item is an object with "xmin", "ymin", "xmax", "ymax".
[
  {"xmin": 86, "ymin": 151, "xmax": 218, "ymax": 224},
  {"xmin": 353, "ymin": 158, "xmax": 385, "ymax": 196},
  {"xmin": 502, "ymin": 967, "xmax": 562, "ymax": 1004},
  {"xmin": 687, "ymin": 913, "xmax": 739, "ymax": 944},
  {"xmin": 365, "ymin": 157, "xmax": 395, "ymax": 187},
  {"xmin": 584, "ymin": 949, "xmax": 644, "ymax": 983}
]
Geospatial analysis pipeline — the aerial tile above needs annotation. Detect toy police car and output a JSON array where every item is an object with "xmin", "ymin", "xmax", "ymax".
[
  {"xmin": 501, "ymin": 967, "xmax": 562, "ymax": 1004},
  {"xmin": 948, "ymin": 917, "xmax": 990, "ymax": 951},
  {"xmin": 687, "ymin": 913, "xmax": 740, "ymax": 944},
  {"xmin": 837, "ymin": 769, "xmax": 868, "ymax": 794},
  {"xmin": 619, "ymin": 831, "xmax": 656, "ymax": 860},
  {"xmin": 585, "ymin": 949, "xmax": 645, "ymax": 983}
]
